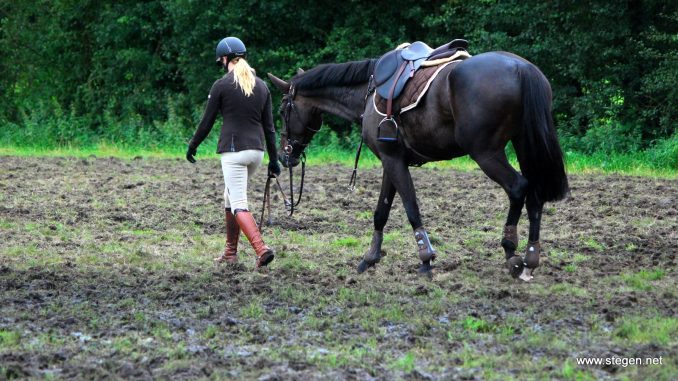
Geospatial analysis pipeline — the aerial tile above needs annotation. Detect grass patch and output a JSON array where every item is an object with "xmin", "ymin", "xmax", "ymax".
[
  {"xmin": 550, "ymin": 283, "xmax": 589, "ymax": 297},
  {"xmin": 581, "ymin": 237, "xmax": 605, "ymax": 251},
  {"xmin": 0, "ymin": 330, "xmax": 21, "ymax": 348},
  {"xmin": 562, "ymin": 359, "xmax": 596, "ymax": 381},
  {"xmin": 461, "ymin": 316, "xmax": 495, "ymax": 333},
  {"xmin": 2, "ymin": 138, "xmax": 677, "ymax": 177},
  {"xmin": 331, "ymin": 236, "xmax": 361, "ymax": 248},
  {"xmin": 240, "ymin": 300, "xmax": 264, "ymax": 319},
  {"xmin": 614, "ymin": 316, "xmax": 678, "ymax": 345},
  {"xmin": 390, "ymin": 351, "xmax": 416, "ymax": 372},
  {"xmin": 621, "ymin": 269, "xmax": 666, "ymax": 291}
]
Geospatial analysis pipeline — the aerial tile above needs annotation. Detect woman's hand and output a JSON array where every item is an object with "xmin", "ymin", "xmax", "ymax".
[
  {"xmin": 268, "ymin": 160, "xmax": 281, "ymax": 177},
  {"xmin": 186, "ymin": 145, "xmax": 197, "ymax": 163}
]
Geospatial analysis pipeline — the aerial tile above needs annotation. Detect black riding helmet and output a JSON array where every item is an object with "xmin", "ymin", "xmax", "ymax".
[{"xmin": 215, "ymin": 37, "xmax": 247, "ymax": 65}]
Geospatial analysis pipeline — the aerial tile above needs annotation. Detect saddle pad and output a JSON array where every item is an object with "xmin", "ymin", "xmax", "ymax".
[
  {"xmin": 373, "ymin": 60, "xmax": 462, "ymax": 116},
  {"xmin": 421, "ymin": 50, "xmax": 470, "ymax": 68}
]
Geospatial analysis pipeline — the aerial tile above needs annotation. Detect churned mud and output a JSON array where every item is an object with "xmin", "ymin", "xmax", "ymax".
[{"xmin": 1, "ymin": 156, "xmax": 676, "ymax": 380}]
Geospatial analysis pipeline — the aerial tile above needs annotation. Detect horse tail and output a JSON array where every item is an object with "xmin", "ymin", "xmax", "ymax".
[{"xmin": 515, "ymin": 63, "xmax": 569, "ymax": 203}]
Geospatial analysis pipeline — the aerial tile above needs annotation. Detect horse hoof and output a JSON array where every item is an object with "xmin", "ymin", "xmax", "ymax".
[
  {"xmin": 418, "ymin": 261, "xmax": 433, "ymax": 277},
  {"xmin": 507, "ymin": 256, "xmax": 524, "ymax": 279},
  {"xmin": 357, "ymin": 260, "xmax": 375, "ymax": 274},
  {"xmin": 518, "ymin": 267, "xmax": 534, "ymax": 282}
]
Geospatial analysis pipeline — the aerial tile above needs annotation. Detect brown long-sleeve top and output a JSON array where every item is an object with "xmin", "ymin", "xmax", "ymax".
[{"xmin": 188, "ymin": 71, "xmax": 277, "ymax": 160}]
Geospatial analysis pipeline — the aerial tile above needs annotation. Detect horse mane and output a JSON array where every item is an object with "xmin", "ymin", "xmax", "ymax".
[{"xmin": 292, "ymin": 59, "xmax": 377, "ymax": 90}]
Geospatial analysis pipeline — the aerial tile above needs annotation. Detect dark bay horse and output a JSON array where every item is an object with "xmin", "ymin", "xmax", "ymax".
[{"xmin": 267, "ymin": 51, "xmax": 569, "ymax": 281}]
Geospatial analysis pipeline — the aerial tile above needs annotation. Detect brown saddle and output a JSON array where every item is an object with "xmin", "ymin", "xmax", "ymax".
[{"xmin": 373, "ymin": 39, "xmax": 470, "ymax": 142}]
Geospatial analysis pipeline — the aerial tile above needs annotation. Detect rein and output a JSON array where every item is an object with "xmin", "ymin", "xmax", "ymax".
[
  {"xmin": 348, "ymin": 75, "xmax": 376, "ymax": 190},
  {"xmin": 261, "ymin": 84, "xmax": 317, "ymax": 222},
  {"xmin": 258, "ymin": 172, "xmax": 293, "ymax": 230},
  {"xmin": 258, "ymin": 152, "xmax": 306, "ymax": 228},
  {"xmin": 286, "ymin": 151, "xmax": 306, "ymax": 216}
]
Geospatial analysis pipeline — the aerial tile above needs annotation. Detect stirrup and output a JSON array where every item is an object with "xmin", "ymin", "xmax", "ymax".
[{"xmin": 377, "ymin": 117, "xmax": 399, "ymax": 142}]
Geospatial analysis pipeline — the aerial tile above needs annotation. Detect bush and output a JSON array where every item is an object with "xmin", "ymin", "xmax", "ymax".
[{"xmin": 645, "ymin": 134, "xmax": 678, "ymax": 170}]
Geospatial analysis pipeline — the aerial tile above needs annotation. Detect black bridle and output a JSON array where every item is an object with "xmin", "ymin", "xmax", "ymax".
[
  {"xmin": 260, "ymin": 84, "xmax": 320, "ymax": 227},
  {"xmin": 277, "ymin": 84, "xmax": 321, "ymax": 216}
]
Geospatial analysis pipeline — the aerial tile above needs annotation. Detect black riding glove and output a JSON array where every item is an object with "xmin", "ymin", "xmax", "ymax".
[
  {"xmin": 268, "ymin": 160, "xmax": 281, "ymax": 177},
  {"xmin": 186, "ymin": 145, "xmax": 197, "ymax": 163}
]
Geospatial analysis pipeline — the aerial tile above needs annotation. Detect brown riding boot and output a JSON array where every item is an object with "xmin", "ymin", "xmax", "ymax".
[
  {"xmin": 234, "ymin": 210, "xmax": 275, "ymax": 268},
  {"xmin": 214, "ymin": 208, "xmax": 239, "ymax": 264}
]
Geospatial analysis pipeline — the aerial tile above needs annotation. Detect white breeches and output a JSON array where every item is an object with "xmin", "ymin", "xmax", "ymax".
[{"xmin": 220, "ymin": 150, "xmax": 264, "ymax": 211}]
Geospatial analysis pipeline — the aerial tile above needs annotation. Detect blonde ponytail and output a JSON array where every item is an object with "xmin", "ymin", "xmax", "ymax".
[{"xmin": 231, "ymin": 58, "xmax": 256, "ymax": 96}]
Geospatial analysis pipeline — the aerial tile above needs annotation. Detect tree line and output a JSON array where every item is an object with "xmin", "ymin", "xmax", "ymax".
[{"xmin": 1, "ymin": 0, "xmax": 675, "ymax": 153}]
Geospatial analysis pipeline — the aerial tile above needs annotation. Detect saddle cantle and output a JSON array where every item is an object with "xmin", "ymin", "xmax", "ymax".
[
  {"xmin": 428, "ymin": 39, "xmax": 469, "ymax": 61},
  {"xmin": 373, "ymin": 39, "xmax": 470, "ymax": 142}
]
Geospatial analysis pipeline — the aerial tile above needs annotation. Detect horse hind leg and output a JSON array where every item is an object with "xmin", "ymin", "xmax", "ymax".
[
  {"xmin": 503, "ymin": 174, "xmax": 529, "ymax": 280},
  {"xmin": 472, "ymin": 151, "xmax": 529, "ymax": 280},
  {"xmin": 521, "ymin": 190, "xmax": 545, "ymax": 279}
]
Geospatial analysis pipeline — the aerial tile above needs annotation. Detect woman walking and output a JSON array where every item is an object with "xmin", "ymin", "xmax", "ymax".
[{"xmin": 186, "ymin": 36, "xmax": 280, "ymax": 269}]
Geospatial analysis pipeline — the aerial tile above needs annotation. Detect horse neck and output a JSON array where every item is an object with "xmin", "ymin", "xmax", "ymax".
[{"xmin": 299, "ymin": 84, "xmax": 367, "ymax": 123}]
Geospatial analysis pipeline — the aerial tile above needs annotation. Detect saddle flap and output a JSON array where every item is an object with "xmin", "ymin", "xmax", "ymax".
[
  {"xmin": 376, "ymin": 58, "xmax": 426, "ymax": 100},
  {"xmin": 401, "ymin": 41, "xmax": 433, "ymax": 61},
  {"xmin": 374, "ymin": 49, "xmax": 402, "ymax": 86}
]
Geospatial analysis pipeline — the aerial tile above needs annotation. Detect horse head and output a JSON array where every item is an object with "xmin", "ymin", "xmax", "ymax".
[{"xmin": 267, "ymin": 72, "xmax": 323, "ymax": 168}]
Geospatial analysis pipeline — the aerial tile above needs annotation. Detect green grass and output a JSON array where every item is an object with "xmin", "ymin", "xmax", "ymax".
[
  {"xmin": 614, "ymin": 315, "xmax": 678, "ymax": 345},
  {"xmin": 581, "ymin": 237, "xmax": 605, "ymax": 251},
  {"xmin": 389, "ymin": 352, "xmax": 416, "ymax": 372},
  {"xmin": 331, "ymin": 236, "xmax": 361, "ymax": 248},
  {"xmin": 0, "ymin": 330, "xmax": 21, "ymax": 348},
  {"xmin": 461, "ymin": 316, "xmax": 495, "ymax": 333},
  {"xmin": 621, "ymin": 269, "xmax": 666, "ymax": 291},
  {"xmin": 2, "ymin": 137, "xmax": 676, "ymax": 177}
]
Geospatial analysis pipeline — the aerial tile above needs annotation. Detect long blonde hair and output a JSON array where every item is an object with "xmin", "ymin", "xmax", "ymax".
[{"xmin": 231, "ymin": 57, "xmax": 256, "ymax": 96}]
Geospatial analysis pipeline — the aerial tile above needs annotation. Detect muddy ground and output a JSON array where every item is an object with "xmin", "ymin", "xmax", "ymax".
[{"xmin": 0, "ymin": 156, "xmax": 676, "ymax": 380}]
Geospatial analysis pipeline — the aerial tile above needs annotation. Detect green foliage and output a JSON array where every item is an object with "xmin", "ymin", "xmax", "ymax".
[{"xmin": 0, "ymin": 0, "xmax": 675, "ymax": 156}]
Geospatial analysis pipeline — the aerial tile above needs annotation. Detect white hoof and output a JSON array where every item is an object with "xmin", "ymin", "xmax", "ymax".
[{"xmin": 518, "ymin": 267, "xmax": 534, "ymax": 282}]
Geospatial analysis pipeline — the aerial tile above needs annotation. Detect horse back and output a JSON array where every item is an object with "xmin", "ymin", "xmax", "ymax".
[
  {"xmin": 452, "ymin": 52, "xmax": 549, "ymax": 103},
  {"xmin": 448, "ymin": 52, "xmax": 547, "ymax": 149}
]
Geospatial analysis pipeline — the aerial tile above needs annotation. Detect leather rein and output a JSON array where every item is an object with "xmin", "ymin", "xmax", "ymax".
[{"xmin": 259, "ymin": 84, "xmax": 318, "ymax": 227}]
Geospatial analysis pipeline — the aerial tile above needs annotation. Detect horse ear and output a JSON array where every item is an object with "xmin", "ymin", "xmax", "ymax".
[
  {"xmin": 267, "ymin": 73, "xmax": 290, "ymax": 93},
  {"xmin": 297, "ymin": 68, "xmax": 305, "ymax": 75}
]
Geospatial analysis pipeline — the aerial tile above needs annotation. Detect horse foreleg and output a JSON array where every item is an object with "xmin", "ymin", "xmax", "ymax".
[
  {"xmin": 381, "ymin": 157, "xmax": 436, "ymax": 275},
  {"xmin": 358, "ymin": 173, "xmax": 396, "ymax": 274}
]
